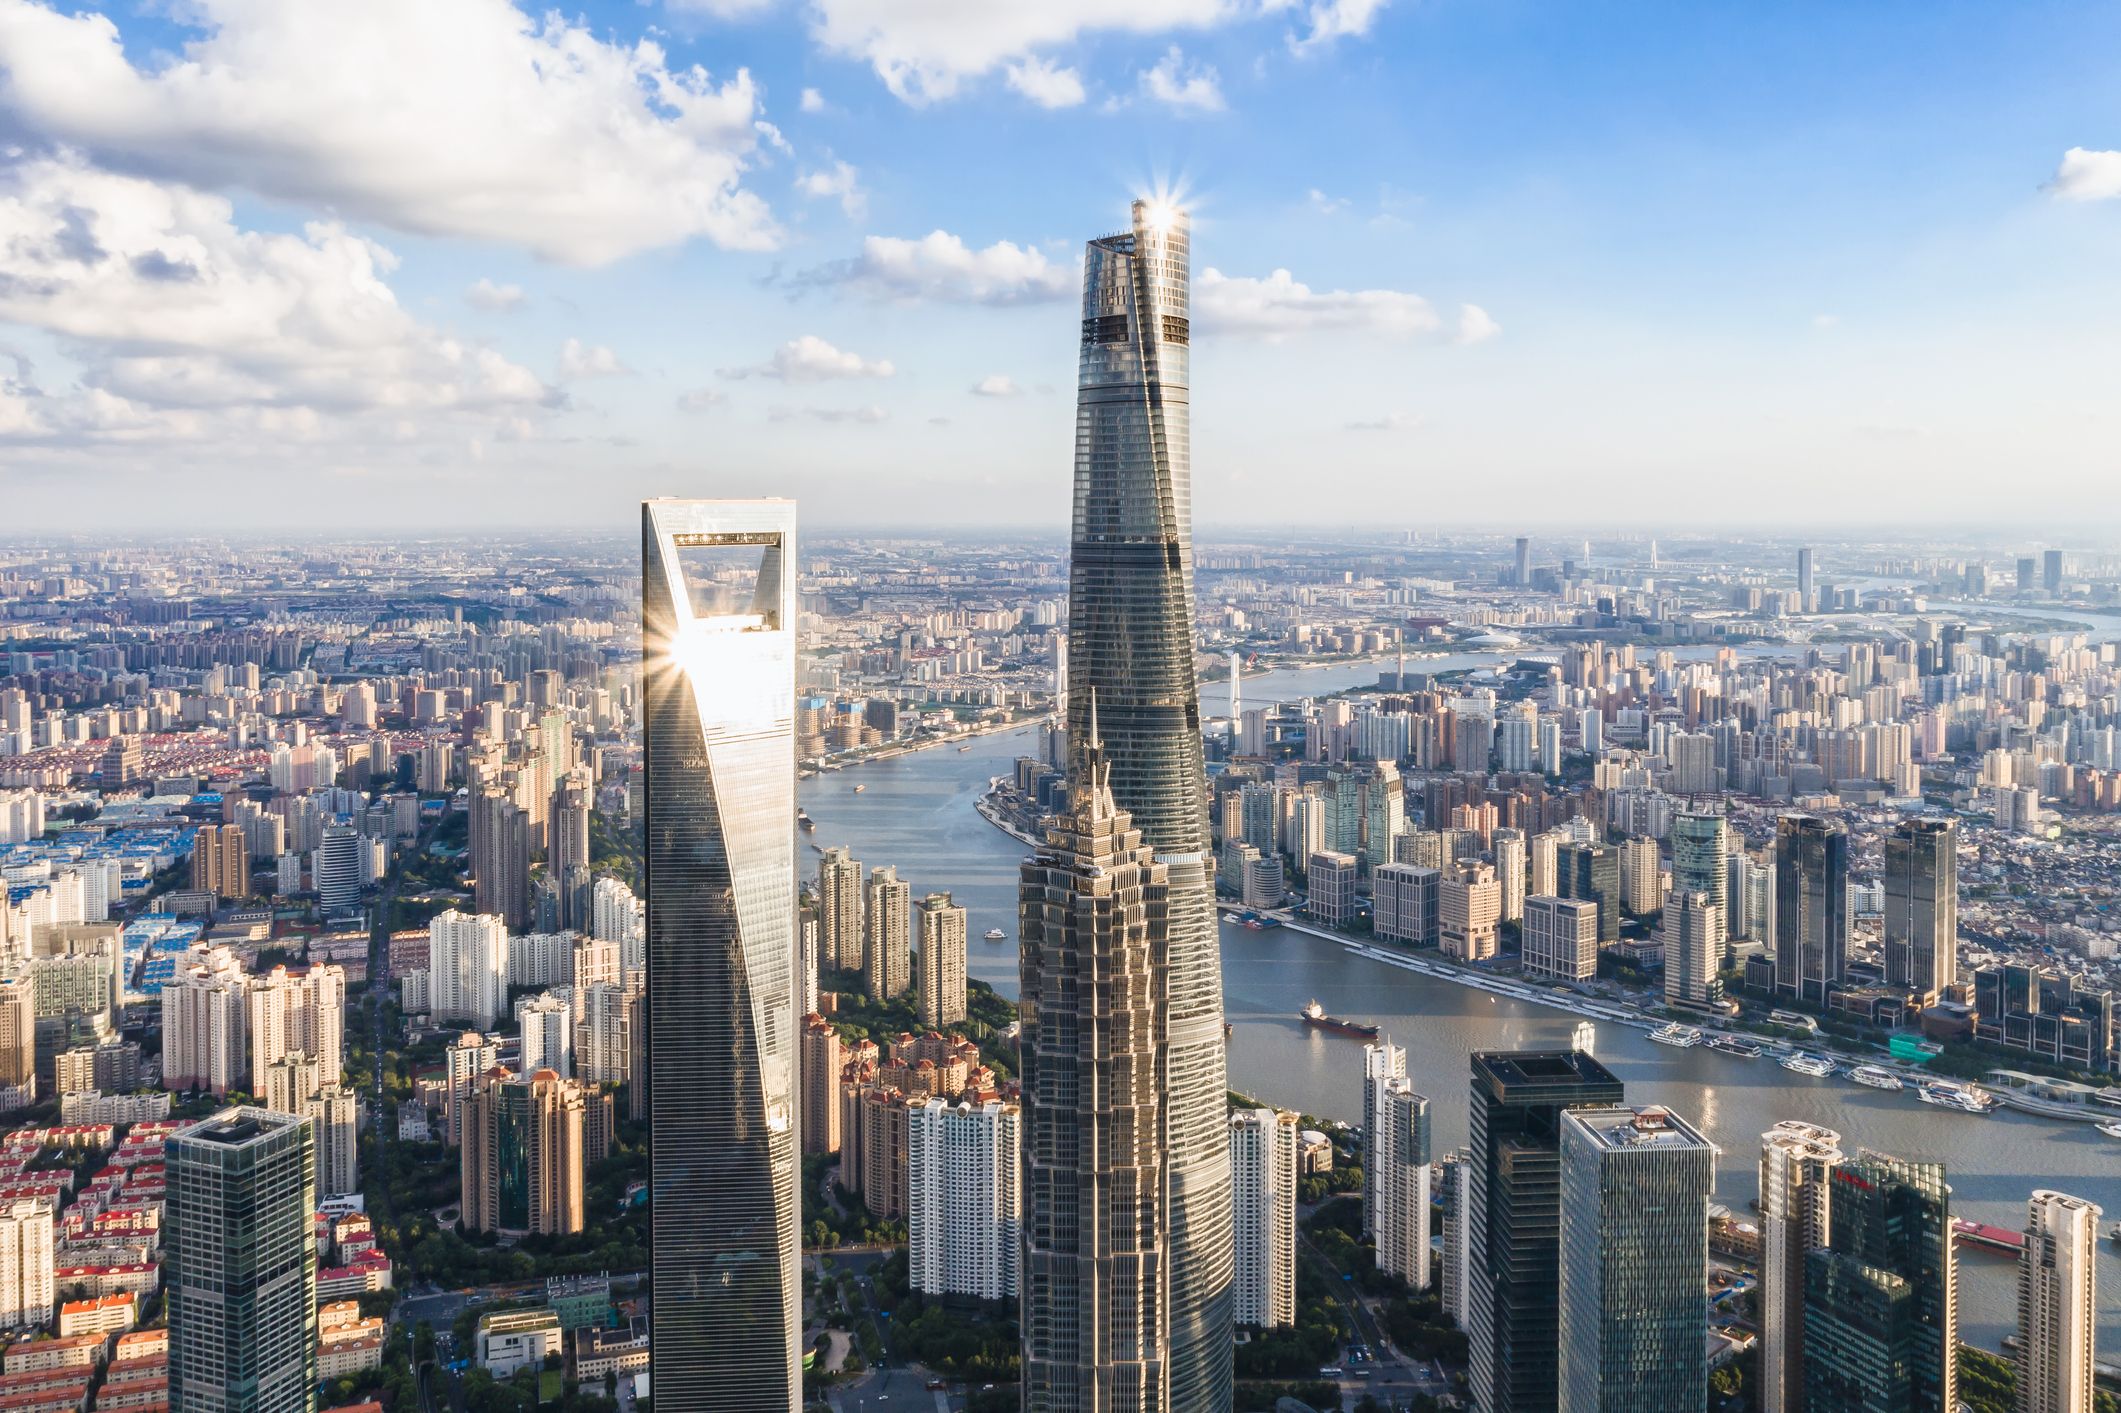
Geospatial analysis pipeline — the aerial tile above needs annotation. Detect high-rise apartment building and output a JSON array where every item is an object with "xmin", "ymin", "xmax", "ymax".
[
  {"xmin": 1775, "ymin": 815, "xmax": 1849, "ymax": 1006},
  {"xmin": 1804, "ymin": 1151, "xmax": 1957, "ymax": 1413},
  {"xmin": 1618, "ymin": 835, "xmax": 1663, "ymax": 915},
  {"xmin": 247, "ymin": 963, "xmax": 344, "ymax": 1097},
  {"xmin": 1019, "ymin": 723, "xmax": 1170, "ymax": 1409},
  {"xmin": 443, "ymin": 1030, "xmax": 498, "ymax": 1147},
  {"xmin": 0, "ymin": 1198, "xmax": 52, "ymax": 1330},
  {"xmin": 518, "ymin": 992, "xmax": 572, "ymax": 1078},
  {"xmin": 2015, "ymin": 1189, "xmax": 2102, "ymax": 1413},
  {"xmin": 1557, "ymin": 1105, "xmax": 1714, "ymax": 1410},
  {"xmin": 907, "ymin": 1097, "xmax": 1021, "ymax": 1304},
  {"xmin": 191, "ymin": 823, "xmax": 250, "ymax": 901},
  {"xmin": 1066, "ymin": 200, "xmax": 1230, "ymax": 1407},
  {"xmin": 427, "ymin": 910, "xmax": 508, "ymax": 1032},
  {"xmin": 471, "ymin": 791, "xmax": 531, "ymax": 931},
  {"xmin": 1522, "ymin": 895, "xmax": 1599, "ymax": 983},
  {"xmin": 1466, "ymin": 1049, "xmax": 1625, "ymax": 1413},
  {"xmin": 462, "ymin": 1067, "xmax": 587, "ymax": 1237},
  {"xmin": 914, "ymin": 892, "xmax": 967, "ymax": 1028},
  {"xmin": 305, "ymin": 1085, "xmax": 360, "ymax": 1200},
  {"xmin": 1360, "ymin": 1038, "xmax": 1406, "ymax": 1238},
  {"xmin": 1371, "ymin": 1080, "xmax": 1432, "ymax": 1289},
  {"xmin": 642, "ymin": 499, "xmax": 800, "ymax": 1411},
  {"xmin": 1439, "ymin": 1153, "xmax": 1471, "ymax": 1326},
  {"xmin": 1227, "ymin": 1109, "xmax": 1296, "ymax": 1330},
  {"xmin": 1884, "ymin": 817, "xmax": 1957, "ymax": 1003},
  {"xmin": 800, "ymin": 1013, "xmax": 841, "ymax": 1157},
  {"xmin": 1492, "ymin": 827, "xmax": 1527, "ymax": 922},
  {"xmin": 816, "ymin": 847, "xmax": 863, "ymax": 973},
  {"xmin": 1758, "ymin": 1121, "xmax": 1843, "ymax": 1413},
  {"xmin": 163, "ymin": 947, "xmax": 253, "ymax": 1096},
  {"xmin": 863, "ymin": 865, "xmax": 911, "ymax": 1002},
  {"xmin": 0, "ymin": 975, "xmax": 32, "ymax": 1090},
  {"xmin": 166, "ymin": 1108, "xmax": 317, "ymax": 1413}
]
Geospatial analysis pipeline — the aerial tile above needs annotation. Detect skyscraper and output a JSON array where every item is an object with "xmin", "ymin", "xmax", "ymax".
[
  {"xmin": 0, "ymin": 1198, "xmax": 52, "ymax": 1331},
  {"xmin": 816, "ymin": 847, "xmax": 863, "ymax": 972},
  {"xmin": 1884, "ymin": 817, "xmax": 1958, "ymax": 1003},
  {"xmin": 1660, "ymin": 891, "xmax": 1724, "ymax": 1008},
  {"xmin": 1557, "ymin": 1105, "xmax": 1715, "ymax": 1410},
  {"xmin": 2016, "ymin": 1190, "xmax": 2102, "ymax": 1413},
  {"xmin": 1758, "ymin": 1121, "xmax": 1843, "ymax": 1413},
  {"xmin": 1360, "ymin": 1038, "xmax": 1406, "ymax": 1238},
  {"xmin": 1067, "ymin": 198, "xmax": 1230, "ymax": 1408},
  {"xmin": 1227, "ymin": 1109, "xmax": 1297, "ymax": 1330},
  {"xmin": 914, "ymin": 891, "xmax": 968, "ymax": 1027},
  {"xmin": 1020, "ymin": 718, "xmax": 1169, "ymax": 1409},
  {"xmin": 1670, "ymin": 810, "xmax": 1729, "ymax": 960},
  {"xmin": 167, "ymin": 1108, "xmax": 317, "ymax": 1413},
  {"xmin": 1371, "ymin": 1080, "xmax": 1432, "ymax": 1289},
  {"xmin": 1558, "ymin": 841, "xmax": 1620, "ymax": 945},
  {"xmin": 1467, "ymin": 1049, "xmax": 1625, "ymax": 1413},
  {"xmin": 2044, "ymin": 548, "xmax": 2065, "ymax": 596},
  {"xmin": 863, "ymin": 865, "xmax": 911, "ymax": 1001},
  {"xmin": 642, "ymin": 499, "xmax": 800, "ymax": 1411},
  {"xmin": 1797, "ymin": 546, "xmax": 1816, "ymax": 606},
  {"xmin": 1804, "ymin": 1150, "xmax": 1957, "ymax": 1413},
  {"xmin": 908, "ymin": 1097, "xmax": 1022, "ymax": 1303},
  {"xmin": 1774, "ymin": 815, "xmax": 1849, "ymax": 1006}
]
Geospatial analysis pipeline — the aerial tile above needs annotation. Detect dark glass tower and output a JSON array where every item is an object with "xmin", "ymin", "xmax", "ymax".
[
  {"xmin": 1466, "ymin": 1049, "xmax": 1625, "ymax": 1413},
  {"xmin": 642, "ymin": 500, "xmax": 800, "ymax": 1411},
  {"xmin": 1803, "ymin": 1151, "xmax": 1958, "ymax": 1413},
  {"xmin": 166, "ymin": 1107, "xmax": 317, "ymax": 1413},
  {"xmin": 1774, "ymin": 814, "xmax": 1849, "ymax": 1006},
  {"xmin": 1067, "ymin": 199, "xmax": 1230, "ymax": 1408},
  {"xmin": 1884, "ymin": 817, "xmax": 1957, "ymax": 1002},
  {"xmin": 1020, "ymin": 713, "xmax": 1170, "ymax": 1409}
]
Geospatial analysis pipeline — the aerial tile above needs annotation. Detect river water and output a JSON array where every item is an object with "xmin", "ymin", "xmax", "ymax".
[{"xmin": 797, "ymin": 656, "xmax": 2121, "ymax": 1354}]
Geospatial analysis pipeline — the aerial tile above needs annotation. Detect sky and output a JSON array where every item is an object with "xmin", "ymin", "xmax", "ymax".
[{"xmin": 0, "ymin": 0, "xmax": 2116, "ymax": 534}]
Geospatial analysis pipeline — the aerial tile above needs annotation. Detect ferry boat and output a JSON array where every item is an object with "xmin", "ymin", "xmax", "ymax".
[
  {"xmin": 1917, "ymin": 1081, "xmax": 1996, "ymax": 1114},
  {"xmin": 1708, "ymin": 1035, "xmax": 1763, "ymax": 1059},
  {"xmin": 1847, "ymin": 1064, "xmax": 1904, "ymax": 1092},
  {"xmin": 983, "ymin": 928, "xmax": 1007, "ymax": 943},
  {"xmin": 852, "ymin": 783, "xmax": 865, "ymax": 793},
  {"xmin": 2093, "ymin": 1120, "xmax": 2121, "ymax": 1139},
  {"xmin": 1780, "ymin": 1053, "xmax": 1838, "ymax": 1078},
  {"xmin": 1300, "ymin": 1000, "xmax": 1380, "ymax": 1040},
  {"xmin": 1648, "ymin": 1023, "xmax": 1704, "ymax": 1048}
]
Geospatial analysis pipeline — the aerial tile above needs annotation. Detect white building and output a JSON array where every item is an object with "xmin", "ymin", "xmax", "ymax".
[
  {"xmin": 2016, "ymin": 1189, "xmax": 2102, "ymax": 1413},
  {"xmin": 576, "ymin": 982, "xmax": 632, "ymax": 1087},
  {"xmin": 906, "ymin": 1098, "xmax": 1020, "ymax": 1302},
  {"xmin": 162, "ymin": 946, "xmax": 252, "ymax": 1095},
  {"xmin": 519, "ymin": 992, "xmax": 573, "ymax": 1079},
  {"xmin": 507, "ymin": 930, "xmax": 574, "ymax": 991},
  {"xmin": 0, "ymin": 1198, "xmax": 52, "ymax": 1330},
  {"xmin": 247, "ymin": 963, "xmax": 345, "ymax": 1097},
  {"xmin": 1360, "ymin": 1038, "xmax": 1405, "ymax": 1238},
  {"xmin": 1372, "ymin": 1080, "xmax": 1432, "ymax": 1289},
  {"xmin": 306, "ymin": 1085, "xmax": 361, "ymax": 1199},
  {"xmin": 429, "ymin": 910, "xmax": 508, "ymax": 1031},
  {"xmin": 1228, "ymin": 1108, "xmax": 1297, "ymax": 1329},
  {"xmin": 444, "ymin": 1031, "xmax": 499, "ymax": 1147},
  {"xmin": 1758, "ymin": 1122, "xmax": 1842, "ymax": 1413},
  {"xmin": 1661, "ymin": 892, "xmax": 1724, "ymax": 1008},
  {"xmin": 1619, "ymin": 835, "xmax": 1665, "ymax": 915}
]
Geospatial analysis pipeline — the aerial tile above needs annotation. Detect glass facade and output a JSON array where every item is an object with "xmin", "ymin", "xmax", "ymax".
[
  {"xmin": 1804, "ymin": 1151, "xmax": 1957, "ymax": 1413},
  {"xmin": 1775, "ymin": 815, "xmax": 1849, "ymax": 1005},
  {"xmin": 167, "ymin": 1107, "xmax": 317, "ymax": 1413},
  {"xmin": 1068, "ymin": 199, "xmax": 1231, "ymax": 1411},
  {"xmin": 1883, "ymin": 817, "xmax": 1957, "ymax": 1001},
  {"xmin": 642, "ymin": 501, "xmax": 800, "ymax": 1412}
]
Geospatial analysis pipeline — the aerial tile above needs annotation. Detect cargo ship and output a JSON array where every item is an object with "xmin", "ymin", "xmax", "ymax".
[{"xmin": 1300, "ymin": 999, "xmax": 1379, "ymax": 1039}]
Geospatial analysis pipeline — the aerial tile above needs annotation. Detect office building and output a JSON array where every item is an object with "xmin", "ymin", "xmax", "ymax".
[
  {"xmin": 2015, "ymin": 1190, "xmax": 2101, "ymax": 1413},
  {"xmin": 1522, "ymin": 895, "xmax": 1600, "ymax": 983},
  {"xmin": 642, "ymin": 499, "xmax": 800, "ymax": 1411},
  {"xmin": 1557, "ymin": 1105, "xmax": 1714, "ymax": 1410},
  {"xmin": 1307, "ymin": 851, "xmax": 1359, "ymax": 926},
  {"xmin": 1440, "ymin": 863, "xmax": 1501, "ymax": 961},
  {"xmin": 799, "ymin": 1013, "xmax": 841, "ymax": 1157},
  {"xmin": 1759, "ymin": 1122, "xmax": 1843, "ymax": 1413},
  {"xmin": 313, "ymin": 825, "xmax": 362, "ymax": 915},
  {"xmin": 1372, "ymin": 862, "xmax": 1439, "ymax": 946},
  {"xmin": 1372, "ymin": 1080, "xmax": 1432, "ymax": 1289},
  {"xmin": 1228, "ymin": 1109, "xmax": 1297, "ymax": 1330},
  {"xmin": 2044, "ymin": 548, "xmax": 2064, "ymax": 596},
  {"xmin": 1467, "ymin": 1049, "xmax": 1625, "ymax": 1413},
  {"xmin": 0, "ymin": 1198, "xmax": 52, "ymax": 1330},
  {"xmin": 1558, "ymin": 842, "xmax": 1620, "ymax": 945},
  {"xmin": 1797, "ymin": 547, "xmax": 1815, "ymax": 606},
  {"xmin": 1884, "ymin": 817, "xmax": 1957, "ymax": 1004},
  {"xmin": 1618, "ymin": 835, "xmax": 1663, "ymax": 915},
  {"xmin": 863, "ymin": 865, "xmax": 911, "ymax": 1001},
  {"xmin": 1661, "ymin": 892, "xmax": 1724, "ymax": 1008},
  {"xmin": 166, "ymin": 1109, "xmax": 317, "ymax": 1413},
  {"xmin": 1019, "ymin": 720, "xmax": 1170, "ymax": 1409},
  {"xmin": 907, "ymin": 1098, "xmax": 1021, "ymax": 1303},
  {"xmin": 1803, "ymin": 1150, "xmax": 1957, "ymax": 1413},
  {"xmin": 1065, "ymin": 200, "xmax": 1230, "ymax": 1406},
  {"xmin": 427, "ymin": 910, "xmax": 508, "ymax": 1032},
  {"xmin": 1670, "ymin": 811, "xmax": 1729, "ymax": 960},
  {"xmin": 914, "ymin": 892, "xmax": 968, "ymax": 1028},
  {"xmin": 1774, "ymin": 815, "xmax": 1849, "ymax": 1007},
  {"xmin": 1360, "ymin": 1038, "xmax": 1406, "ymax": 1238}
]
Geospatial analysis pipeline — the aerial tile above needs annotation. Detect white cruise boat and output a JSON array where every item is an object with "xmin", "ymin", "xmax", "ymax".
[
  {"xmin": 983, "ymin": 928, "xmax": 1007, "ymax": 942},
  {"xmin": 1917, "ymin": 1081, "xmax": 1996, "ymax": 1114},
  {"xmin": 1649, "ymin": 1023, "xmax": 1704, "ymax": 1048},
  {"xmin": 1847, "ymin": 1064, "xmax": 1903, "ymax": 1091},
  {"xmin": 2095, "ymin": 1120, "xmax": 2121, "ymax": 1139},
  {"xmin": 1780, "ymin": 1053, "xmax": 1838, "ymax": 1077}
]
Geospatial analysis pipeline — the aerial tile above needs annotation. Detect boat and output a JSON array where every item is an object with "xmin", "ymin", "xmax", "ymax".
[
  {"xmin": 852, "ymin": 783, "xmax": 865, "ymax": 793},
  {"xmin": 2093, "ymin": 1120, "xmax": 2121, "ymax": 1139},
  {"xmin": 1780, "ymin": 1053, "xmax": 1838, "ymax": 1077},
  {"xmin": 1649, "ymin": 1023, "xmax": 1703, "ymax": 1048},
  {"xmin": 1708, "ymin": 1035, "xmax": 1763, "ymax": 1059},
  {"xmin": 796, "ymin": 810, "xmax": 815, "ymax": 833},
  {"xmin": 983, "ymin": 928, "xmax": 1007, "ymax": 943},
  {"xmin": 1917, "ymin": 1081, "xmax": 1996, "ymax": 1114},
  {"xmin": 1847, "ymin": 1064, "xmax": 1904, "ymax": 1092},
  {"xmin": 957, "ymin": 744, "xmax": 972, "ymax": 752},
  {"xmin": 1300, "ymin": 999, "xmax": 1380, "ymax": 1040}
]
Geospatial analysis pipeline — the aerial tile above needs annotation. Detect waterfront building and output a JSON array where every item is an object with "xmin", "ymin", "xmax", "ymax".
[
  {"xmin": 1440, "ymin": 863, "xmax": 1501, "ymax": 961},
  {"xmin": 1064, "ymin": 200, "xmax": 1230, "ymax": 1406},
  {"xmin": 1759, "ymin": 1122, "xmax": 1842, "ymax": 1413},
  {"xmin": 1492, "ymin": 827, "xmax": 1527, "ymax": 922},
  {"xmin": 1467, "ymin": 1049, "xmax": 1626, "ymax": 1413},
  {"xmin": 642, "ymin": 499, "xmax": 800, "ymax": 1410},
  {"xmin": 863, "ymin": 865, "xmax": 912, "ymax": 1001},
  {"xmin": 1558, "ymin": 842, "xmax": 1620, "ymax": 945},
  {"xmin": 1661, "ymin": 892, "xmax": 1724, "ymax": 1008},
  {"xmin": 1775, "ymin": 815, "xmax": 1849, "ymax": 1007},
  {"xmin": 1618, "ymin": 835, "xmax": 1663, "ymax": 916},
  {"xmin": 1372, "ymin": 863, "xmax": 1439, "ymax": 947},
  {"xmin": 1227, "ymin": 1109, "xmax": 1297, "ymax": 1330},
  {"xmin": 914, "ymin": 892, "xmax": 968, "ymax": 1028},
  {"xmin": 907, "ymin": 1098, "xmax": 1021, "ymax": 1303},
  {"xmin": 1372, "ymin": 1081, "xmax": 1432, "ymax": 1289},
  {"xmin": 1670, "ymin": 811, "xmax": 1729, "ymax": 960},
  {"xmin": 1972, "ymin": 966, "xmax": 2117, "ymax": 1074},
  {"xmin": 1884, "ymin": 817, "xmax": 1958, "ymax": 1004},
  {"xmin": 2015, "ymin": 1190, "xmax": 2102, "ymax": 1413},
  {"xmin": 1558, "ymin": 1105, "xmax": 1715, "ymax": 1409},
  {"xmin": 1307, "ymin": 851, "xmax": 1358, "ymax": 926},
  {"xmin": 1803, "ymin": 1150, "xmax": 1957, "ymax": 1413},
  {"xmin": 1522, "ymin": 895, "xmax": 1599, "ymax": 983}
]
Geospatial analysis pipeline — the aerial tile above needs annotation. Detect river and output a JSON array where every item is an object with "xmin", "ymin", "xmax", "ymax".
[{"xmin": 796, "ymin": 659, "xmax": 2121, "ymax": 1355}]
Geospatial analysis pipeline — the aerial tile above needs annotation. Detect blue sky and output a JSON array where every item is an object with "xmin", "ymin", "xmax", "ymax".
[{"xmin": 0, "ymin": 0, "xmax": 2116, "ymax": 531}]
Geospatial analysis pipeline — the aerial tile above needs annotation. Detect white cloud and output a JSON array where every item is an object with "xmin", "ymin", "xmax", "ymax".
[
  {"xmin": 1307, "ymin": 188, "xmax": 1349, "ymax": 215},
  {"xmin": 721, "ymin": 334, "xmax": 894, "ymax": 381},
  {"xmin": 1196, "ymin": 267, "xmax": 1444, "ymax": 338},
  {"xmin": 465, "ymin": 279, "xmax": 526, "ymax": 312},
  {"xmin": 0, "ymin": 0, "xmax": 777, "ymax": 265},
  {"xmin": 2048, "ymin": 147, "xmax": 2121, "ymax": 201},
  {"xmin": 1812, "ymin": 313, "xmax": 1840, "ymax": 330},
  {"xmin": 769, "ymin": 402, "xmax": 888, "ymax": 423},
  {"xmin": 1006, "ymin": 56, "xmax": 1087, "ymax": 109},
  {"xmin": 1346, "ymin": 411, "xmax": 1420, "ymax": 431},
  {"xmin": 800, "ymin": 87, "xmax": 828, "ymax": 113},
  {"xmin": 1282, "ymin": 0, "xmax": 1391, "ymax": 52},
  {"xmin": 796, "ymin": 159, "xmax": 867, "ymax": 219},
  {"xmin": 666, "ymin": 0, "xmax": 776, "ymax": 16},
  {"xmin": 971, "ymin": 374, "xmax": 1020, "ymax": 396},
  {"xmin": 806, "ymin": 0, "xmax": 1231, "ymax": 104},
  {"xmin": 1455, "ymin": 303, "xmax": 1501, "ymax": 345},
  {"xmin": 676, "ymin": 387, "xmax": 727, "ymax": 411},
  {"xmin": 559, "ymin": 340, "xmax": 630, "ymax": 379},
  {"xmin": 1141, "ymin": 46, "xmax": 1225, "ymax": 112},
  {"xmin": 801, "ymin": 230, "xmax": 1077, "ymax": 304},
  {"xmin": 0, "ymin": 153, "xmax": 547, "ymax": 444}
]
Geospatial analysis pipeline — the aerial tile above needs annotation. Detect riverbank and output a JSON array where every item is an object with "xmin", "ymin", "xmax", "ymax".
[
  {"xmin": 808, "ymin": 712, "xmax": 1047, "ymax": 774},
  {"xmin": 972, "ymin": 778, "xmax": 1042, "ymax": 847}
]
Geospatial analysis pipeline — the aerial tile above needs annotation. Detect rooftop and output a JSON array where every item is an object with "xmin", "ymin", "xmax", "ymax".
[{"xmin": 1565, "ymin": 1105, "xmax": 1715, "ymax": 1153}]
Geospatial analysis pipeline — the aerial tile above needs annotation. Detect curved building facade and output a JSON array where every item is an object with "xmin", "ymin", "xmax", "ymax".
[
  {"xmin": 642, "ymin": 500, "xmax": 800, "ymax": 1411},
  {"xmin": 1067, "ymin": 199, "xmax": 1232, "ymax": 1409}
]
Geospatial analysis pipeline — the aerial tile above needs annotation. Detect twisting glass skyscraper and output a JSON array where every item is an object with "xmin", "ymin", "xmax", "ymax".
[
  {"xmin": 641, "ymin": 500, "xmax": 800, "ymax": 1411},
  {"xmin": 1066, "ymin": 198, "xmax": 1232, "ymax": 1409}
]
